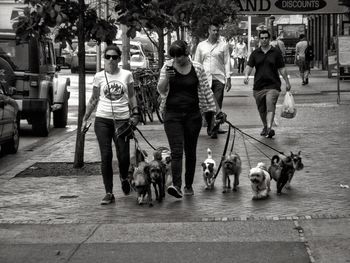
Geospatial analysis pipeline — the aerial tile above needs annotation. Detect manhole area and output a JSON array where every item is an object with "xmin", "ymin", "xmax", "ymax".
[{"xmin": 15, "ymin": 162, "xmax": 102, "ymax": 177}]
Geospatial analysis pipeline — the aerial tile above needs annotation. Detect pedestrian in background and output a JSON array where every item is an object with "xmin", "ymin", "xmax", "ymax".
[
  {"xmin": 82, "ymin": 45, "xmax": 140, "ymax": 205},
  {"xmin": 271, "ymin": 35, "xmax": 286, "ymax": 59},
  {"xmin": 157, "ymin": 40, "xmax": 221, "ymax": 198},
  {"xmin": 295, "ymin": 34, "xmax": 310, "ymax": 85},
  {"xmin": 244, "ymin": 30, "xmax": 291, "ymax": 138},
  {"xmin": 235, "ymin": 36, "xmax": 248, "ymax": 74},
  {"xmin": 194, "ymin": 17, "xmax": 231, "ymax": 139}
]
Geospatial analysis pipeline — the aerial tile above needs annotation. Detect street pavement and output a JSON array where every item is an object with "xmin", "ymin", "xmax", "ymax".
[{"xmin": 0, "ymin": 66, "xmax": 350, "ymax": 262}]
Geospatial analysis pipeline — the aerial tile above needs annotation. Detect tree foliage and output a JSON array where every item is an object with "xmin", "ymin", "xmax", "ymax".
[{"xmin": 13, "ymin": 0, "xmax": 118, "ymax": 45}]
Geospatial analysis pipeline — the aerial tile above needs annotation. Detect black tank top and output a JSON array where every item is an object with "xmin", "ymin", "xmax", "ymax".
[{"xmin": 166, "ymin": 65, "xmax": 199, "ymax": 113}]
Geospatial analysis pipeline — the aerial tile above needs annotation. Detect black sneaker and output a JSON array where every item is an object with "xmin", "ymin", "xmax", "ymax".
[
  {"xmin": 100, "ymin": 193, "xmax": 115, "ymax": 205},
  {"xmin": 305, "ymin": 78, "xmax": 309, "ymax": 84},
  {"xmin": 210, "ymin": 132, "xmax": 218, "ymax": 139},
  {"xmin": 266, "ymin": 128, "xmax": 275, "ymax": 138},
  {"xmin": 167, "ymin": 185, "xmax": 183, "ymax": 198},
  {"xmin": 121, "ymin": 179, "xmax": 131, "ymax": 195},
  {"xmin": 184, "ymin": 186, "xmax": 194, "ymax": 196},
  {"xmin": 260, "ymin": 127, "xmax": 267, "ymax": 136}
]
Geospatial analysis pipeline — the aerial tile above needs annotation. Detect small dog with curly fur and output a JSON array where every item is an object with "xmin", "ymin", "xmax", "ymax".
[
  {"xmin": 201, "ymin": 148, "xmax": 216, "ymax": 190},
  {"xmin": 222, "ymin": 151, "xmax": 242, "ymax": 193},
  {"xmin": 249, "ymin": 162, "xmax": 271, "ymax": 200},
  {"xmin": 268, "ymin": 151, "xmax": 304, "ymax": 194},
  {"xmin": 131, "ymin": 161, "xmax": 153, "ymax": 206},
  {"xmin": 148, "ymin": 159, "xmax": 165, "ymax": 202},
  {"xmin": 153, "ymin": 147, "xmax": 172, "ymax": 188}
]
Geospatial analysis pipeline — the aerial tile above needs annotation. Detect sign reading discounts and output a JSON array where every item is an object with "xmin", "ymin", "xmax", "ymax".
[{"xmin": 237, "ymin": 0, "xmax": 348, "ymax": 14}]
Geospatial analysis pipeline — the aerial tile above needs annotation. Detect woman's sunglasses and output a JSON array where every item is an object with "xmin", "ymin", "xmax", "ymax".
[{"xmin": 104, "ymin": 54, "xmax": 120, "ymax": 60}]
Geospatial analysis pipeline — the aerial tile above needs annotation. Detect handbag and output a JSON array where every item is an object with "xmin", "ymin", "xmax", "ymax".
[
  {"xmin": 281, "ymin": 91, "xmax": 296, "ymax": 119},
  {"xmin": 104, "ymin": 71, "xmax": 134, "ymax": 139}
]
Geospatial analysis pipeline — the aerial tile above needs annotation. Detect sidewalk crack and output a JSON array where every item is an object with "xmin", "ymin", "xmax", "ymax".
[{"xmin": 65, "ymin": 223, "xmax": 101, "ymax": 262}]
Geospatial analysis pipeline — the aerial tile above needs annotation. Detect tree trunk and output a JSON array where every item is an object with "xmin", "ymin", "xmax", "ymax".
[
  {"xmin": 121, "ymin": 25, "xmax": 130, "ymax": 70},
  {"xmin": 73, "ymin": 0, "xmax": 86, "ymax": 168},
  {"xmin": 157, "ymin": 28, "xmax": 165, "ymax": 68}
]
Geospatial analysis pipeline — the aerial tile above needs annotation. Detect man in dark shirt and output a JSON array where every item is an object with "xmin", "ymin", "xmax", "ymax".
[{"xmin": 243, "ymin": 30, "xmax": 291, "ymax": 138}]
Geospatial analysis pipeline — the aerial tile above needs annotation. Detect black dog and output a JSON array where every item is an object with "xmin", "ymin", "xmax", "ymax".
[{"xmin": 268, "ymin": 151, "xmax": 304, "ymax": 194}]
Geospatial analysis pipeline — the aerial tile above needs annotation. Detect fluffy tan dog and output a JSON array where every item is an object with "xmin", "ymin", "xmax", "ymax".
[
  {"xmin": 222, "ymin": 152, "xmax": 242, "ymax": 193},
  {"xmin": 249, "ymin": 162, "xmax": 271, "ymax": 200}
]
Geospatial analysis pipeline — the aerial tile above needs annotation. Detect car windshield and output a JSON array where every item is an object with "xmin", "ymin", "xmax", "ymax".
[{"xmin": 0, "ymin": 39, "xmax": 29, "ymax": 70}]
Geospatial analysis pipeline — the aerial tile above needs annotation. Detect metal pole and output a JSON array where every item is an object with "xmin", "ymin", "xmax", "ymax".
[
  {"xmin": 248, "ymin": 15, "xmax": 251, "ymax": 57},
  {"xmin": 337, "ymin": 14, "xmax": 341, "ymax": 104},
  {"xmin": 96, "ymin": 0, "xmax": 102, "ymax": 72}
]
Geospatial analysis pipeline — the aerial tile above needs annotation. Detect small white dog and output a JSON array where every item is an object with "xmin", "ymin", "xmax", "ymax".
[
  {"xmin": 248, "ymin": 162, "xmax": 271, "ymax": 200},
  {"xmin": 201, "ymin": 148, "xmax": 216, "ymax": 190}
]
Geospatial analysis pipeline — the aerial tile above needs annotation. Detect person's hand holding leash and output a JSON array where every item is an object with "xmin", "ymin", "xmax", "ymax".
[
  {"xmin": 130, "ymin": 113, "xmax": 140, "ymax": 127},
  {"xmin": 244, "ymin": 76, "xmax": 249, "ymax": 85},
  {"xmin": 216, "ymin": 111, "xmax": 227, "ymax": 124},
  {"xmin": 81, "ymin": 121, "xmax": 91, "ymax": 134}
]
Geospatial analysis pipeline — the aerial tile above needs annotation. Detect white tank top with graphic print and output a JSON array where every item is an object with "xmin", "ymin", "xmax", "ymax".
[{"xmin": 93, "ymin": 69, "xmax": 134, "ymax": 120}]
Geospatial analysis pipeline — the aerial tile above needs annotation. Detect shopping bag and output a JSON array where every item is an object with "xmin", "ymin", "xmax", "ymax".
[{"xmin": 281, "ymin": 91, "xmax": 297, "ymax": 119}]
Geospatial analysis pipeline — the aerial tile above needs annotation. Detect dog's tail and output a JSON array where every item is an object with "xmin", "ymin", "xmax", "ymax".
[{"xmin": 207, "ymin": 148, "xmax": 212, "ymax": 159}]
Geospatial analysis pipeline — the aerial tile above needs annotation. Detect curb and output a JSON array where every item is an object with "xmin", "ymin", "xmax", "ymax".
[{"xmin": 0, "ymin": 213, "xmax": 349, "ymax": 225}]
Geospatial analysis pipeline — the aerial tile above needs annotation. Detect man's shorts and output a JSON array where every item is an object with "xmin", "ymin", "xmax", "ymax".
[
  {"xmin": 297, "ymin": 58, "xmax": 310, "ymax": 73},
  {"xmin": 253, "ymin": 89, "xmax": 280, "ymax": 114}
]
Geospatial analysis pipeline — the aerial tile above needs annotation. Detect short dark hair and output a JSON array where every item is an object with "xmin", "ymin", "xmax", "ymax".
[
  {"xmin": 104, "ymin": 44, "xmax": 122, "ymax": 57},
  {"xmin": 259, "ymin": 30, "xmax": 271, "ymax": 39},
  {"xmin": 168, "ymin": 40, "xmax": 189, "ymax": 58},
  {"xmin": 210, "ymin": 16, "xmax": 223, "ymax": 27}
]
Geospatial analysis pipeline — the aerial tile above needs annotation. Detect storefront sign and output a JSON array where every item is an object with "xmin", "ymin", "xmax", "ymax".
[{"xmin": 237, "ymin": 0, "xmax": 349, "ymax": 14}]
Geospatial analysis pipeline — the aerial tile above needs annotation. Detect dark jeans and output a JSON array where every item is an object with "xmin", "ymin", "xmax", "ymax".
[
  {"xmin": 237, "ymin": 58, "xmax": 245, "ymax": 73},
  {"xmin": 94, "ymin": 117, "xmax": 130, "ymax": 194},
  {"xmin": 164, "ymin": 110, "xmax": 202, "ymax": 189},
  {"xmin": 205, "ymin": 79, "xmax": 225, "ymax": 134}
]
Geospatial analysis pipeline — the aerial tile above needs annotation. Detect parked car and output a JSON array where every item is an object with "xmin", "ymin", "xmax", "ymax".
[
  {"xmin": 70, "ymin": 40, "xmax": 98, "ymax": 73},
  {"xmin": 60, "ymin": 43, "xmax": 74, "ymax": 68},
  {"xmin": 0, "ymin": 32, "xmax": 70, "ymax": 137},
  {"xmin": 116, "ymin": 40, "xmax": 149, "ymax": 70},
  {"xmin": 0, "ymin": 82, "xmax": 19, "ymax": 154},
  {"xmin": 101, "ymin": 40, "xmax": 150, "ymax": 70}
]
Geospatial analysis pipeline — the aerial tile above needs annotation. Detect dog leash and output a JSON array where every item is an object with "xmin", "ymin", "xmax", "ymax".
[
  {"xmin": 241, "ymin": 133, "xmax": 252, "ymax": 170},
  {"xmin": 213, "ymin": 123, "xmax": 232, "ymax": 180},
  {"xmin": 224, "ymin": 120, "xmax": 285, "ymax": 156}
]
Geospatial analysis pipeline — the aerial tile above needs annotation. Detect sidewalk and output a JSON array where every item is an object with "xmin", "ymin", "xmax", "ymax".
[{"xmin": 0, "ymin": 68, "xmax": 350, "ymax": 262}]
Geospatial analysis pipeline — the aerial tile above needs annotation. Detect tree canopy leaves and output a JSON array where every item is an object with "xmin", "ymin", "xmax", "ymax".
[{"xmin": 13, "ymin": 0, "xmax": 118, "ymax": 45}]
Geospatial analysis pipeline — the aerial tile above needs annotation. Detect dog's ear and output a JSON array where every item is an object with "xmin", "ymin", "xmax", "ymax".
[
  {"xmin": 143, "ymin": 164, "xmax": 150, "ymax": 175},
  {"xmin": 154, "ymin": 151, "xmax": 162, "ymax": 161},
  {"xmin": 208, "ymin": 163, "xmax": 214, "ymax": 171},
  {"xmin": 165, "ymin": 156, "xmax": 171, "ymax": 164},
  {"xmin": 201, "ymin": 162, "xmax": 206, "ymax": 169},
  {"xmin": 298, "ymin": 150, "xmax": 301, "ymax": 156}
]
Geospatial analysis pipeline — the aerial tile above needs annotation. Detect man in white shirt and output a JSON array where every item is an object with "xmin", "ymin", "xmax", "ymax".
[
  {"xmin": 235, "ymin": 36, "xmax": 248, "ymax": 74},
  {"xmin": 295, "ymin": 34, "xmax": 310, "ymax": 85},
  {"xmin": 194, "ymin": 18, "xmax": 231, "ymax": 139}
]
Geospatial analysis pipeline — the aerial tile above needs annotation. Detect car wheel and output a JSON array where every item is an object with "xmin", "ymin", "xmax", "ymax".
[
  {"xmin": 53, "ymin": 96, "xmax": 68, "ymax": 128},
  {"xmin": 1, "ymin": 116, "xmax": 20, "ymax": 154},
  {"xmin": 32, "ymin": 100, "xmax": 51, "ymax": 136}
]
